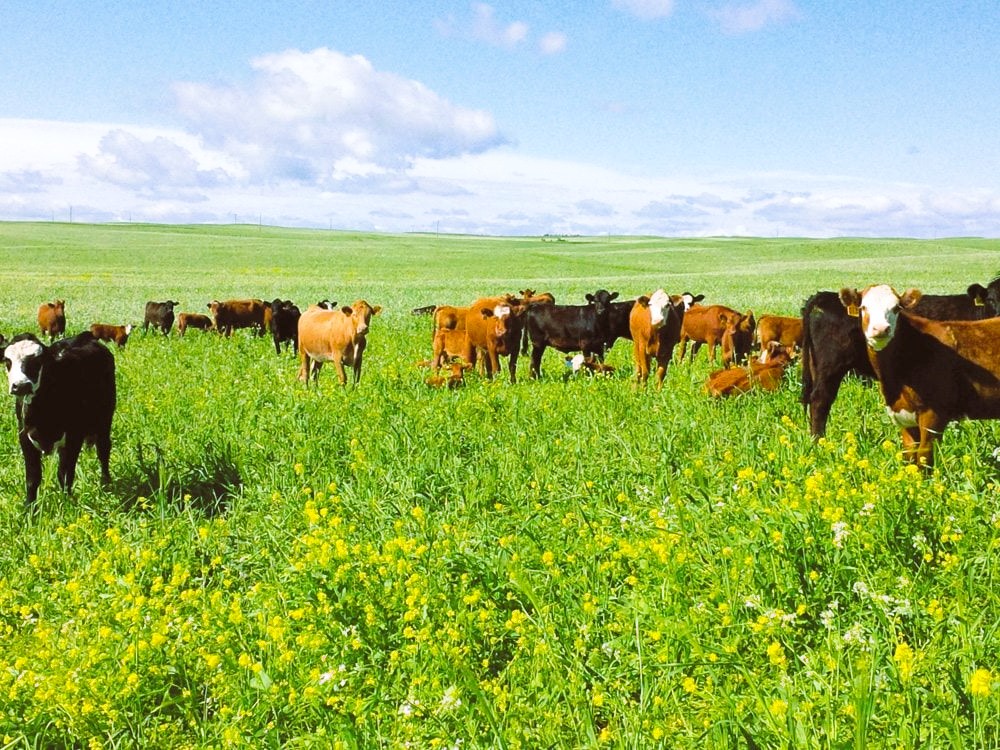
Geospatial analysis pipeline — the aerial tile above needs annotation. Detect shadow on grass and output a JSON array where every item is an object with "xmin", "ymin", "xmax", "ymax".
[{"xmin": 115, "ymin": 442, "xmax": 242, "ymax": 517}]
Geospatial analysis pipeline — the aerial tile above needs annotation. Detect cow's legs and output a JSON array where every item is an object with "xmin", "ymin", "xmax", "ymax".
[
  {"xmin": 57, "ymin": 435, "xmax": 85, "ymax": 494},
  {"xmin": 95, "ymin": 426, "xmax": 113, "ymax": 486},
  {"xmin": 530, "ymin": 343, "xmax": 546, "ymax": 379},
  {"xmin": 19, "ymin": 431, "xmax": 43, "ymax": 512}
]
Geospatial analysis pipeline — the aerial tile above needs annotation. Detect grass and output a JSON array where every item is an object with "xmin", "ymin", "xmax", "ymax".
[{"xmin": 0, "ymin": 223, "xmax": 999, "ymax": 747}]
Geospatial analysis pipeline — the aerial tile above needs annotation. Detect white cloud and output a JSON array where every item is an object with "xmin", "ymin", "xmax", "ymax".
[
  {"xmin": 539, "ymin": 32, "xmax": 568, "ymax": 55},
  {"xmin": 470, "ymin": 3, "xmax": 529, "ymax": 48},
  {"xmin": 612, "ymin": 0, "xmax": 676, "ymax": 21},
  {"xmin": 173, "ymin": 47, "xmax": 505, "ymax": 181},
  {"xmin": 710, "ymin": 0, "xmax": 802, "ymax": 34}
]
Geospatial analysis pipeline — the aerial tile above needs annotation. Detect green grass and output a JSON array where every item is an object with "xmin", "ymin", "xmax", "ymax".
[{"xmin": 1, "ymin": 223, "xmax": 1000, "ymax": 747}]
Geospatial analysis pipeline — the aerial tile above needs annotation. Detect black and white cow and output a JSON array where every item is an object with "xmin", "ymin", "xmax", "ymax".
[
  {"xmin": 523, "ymin": 289, "xmax": 620, "ymax": 378},
  {"xmin": 2, "ymin": 332, "xmax": 116, "ymax": 511}
]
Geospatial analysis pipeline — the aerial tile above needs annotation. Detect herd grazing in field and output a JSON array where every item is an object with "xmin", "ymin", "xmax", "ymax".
[{"xmin": 5, "ymin": 275, "xmax": 1000, "ymax": 511}]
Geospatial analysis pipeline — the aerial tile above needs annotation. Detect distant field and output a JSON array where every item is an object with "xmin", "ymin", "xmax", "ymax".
[{"xmin": 1, "ymin": 222, "xmax": 1000, "ymax": 748}]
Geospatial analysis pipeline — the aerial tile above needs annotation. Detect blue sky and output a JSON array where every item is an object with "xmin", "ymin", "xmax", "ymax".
[{"xmin": 2, "ymin": 0, "xmax": 999, "ymax": 236}]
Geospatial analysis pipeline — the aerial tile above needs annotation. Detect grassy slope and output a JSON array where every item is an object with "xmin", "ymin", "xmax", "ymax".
[{"xmin": 1, "ymin": 223, "xmax": 1000, "ymax": 747}]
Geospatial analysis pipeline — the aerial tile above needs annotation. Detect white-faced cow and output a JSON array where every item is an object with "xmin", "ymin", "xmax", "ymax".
[
  {"xmin": 629, "ymin": 290, "xmax": 687, "ymax": 388},
  {"xmin": 802, "ymin": 279, "xmax": 1000, "ymax": 437},
  {"xmin": 3, "ymin": 332, "xmax": 116, "ymax": 511},
  {"xmin": 839, "ymin": 284, "xmax": 1000, "ymax": 468}
]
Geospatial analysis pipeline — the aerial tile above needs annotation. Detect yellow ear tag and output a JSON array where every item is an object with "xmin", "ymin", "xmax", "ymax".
[
  {"xmin": 975, "ymin": 297, "xmax": 985, "ymax": 306},
  {"xmin": 847, "ymin": 304, "xmax": 859, "ymax": 318}
]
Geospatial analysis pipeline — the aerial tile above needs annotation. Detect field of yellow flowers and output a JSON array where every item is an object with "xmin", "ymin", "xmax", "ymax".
[{"xmin": 0, "ymin": 224, "xmax": 999, "ymax": 747}]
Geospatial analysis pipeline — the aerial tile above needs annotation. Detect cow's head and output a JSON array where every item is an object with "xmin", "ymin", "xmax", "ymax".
[
  {"xmin": 679, "ymin": 292, "xmax": 705, "ymax": 311},
  {"xmin": 317, "ymin": 299, "xmax": 338, "ymax": 310},
  {"xmin": 585, "ymin": 289, "xmax": 619, "ymax": 319},
  {"xmin": 348, "ymin": 300, "xmax": 381, "ymax": 335},
  {"xmin": 3, "ymin": 334, "xmax": 47, "ymax": 397},
  {"xmin": 839, "ymin": 285, "xmax": 922, "ymax": 350},
  {"xmin": 983, "ymin": 278, "xmax": 1000, "ymax": 317}
]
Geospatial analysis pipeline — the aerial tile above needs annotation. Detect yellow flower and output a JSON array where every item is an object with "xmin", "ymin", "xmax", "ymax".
[
  {"xmin": 769, "ymin": 698, "xmax": 788, "ymax": 717},
  {"xmin": 682, "ymin": 677, "xmax": 697, "ymax": 694},
  {"xmin": 894, "ymin": 641, "xmax": 915, "ymax": 683},
  {"xmin": 970, "ymin": 668, "xmax": 993, "ymax": 698},
  {"xmin": 767, "ymin": 641, "xmax": 787, "ymax": 669}
]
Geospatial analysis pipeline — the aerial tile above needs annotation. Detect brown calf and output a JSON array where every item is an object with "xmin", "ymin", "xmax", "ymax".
[
  {"xmin": 426, "ymin": 360, "xmax": 473, "ymax": 389},
  {"xmin": 629, "ymin": 290, "xmax": 686, "ymax": 388},
  {"xmin": 298, "ymin": 300, "xmax": 381, "ymax": 385},
  {"xmin": 208, "ymin": 299, "xmax": 270, "ymax": 336},
  {"xmin": 755, "ymin": 315, "xmax": 803, "ymax": 358},
  {"xmin": 177, "ymin": 312, "xmax": 214, "ymax": 335},
  {"xmin": 37, "ymin": 300, "xmax": 66, "ymax": 341},
  {"xmin": 678, "ymin": 304, "xmax": 755, "ymax": 366},
  {"xmin": 839, "ymin": 284, "xmax": 1000, "ymax": 468},
  {"xmin": 705, "ymin": 342, "xmax": 795, "ymax": 397},
  {"xmin": 89, "ymin": 323, "xmax": 132, "ymax": 348}
]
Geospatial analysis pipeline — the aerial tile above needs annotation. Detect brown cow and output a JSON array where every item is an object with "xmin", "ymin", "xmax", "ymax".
[
  {"xmin": 705, "ymin": 342, "xmax": 795, "ymax": 397},
  {"xmin": 433, "ymin": 305, "xmax": 470, "ymax": 332},
  {"xmin": 755, "ymin": 315, "xmax": 803, "ymax": 358},
  {"xmin": 629, "ymin": 290, "xmax": 687, "ymax": 388},
  {"xmin": 464, "ymin": 297, "xmax": 523, "ymax": 381},
  {"xmin": 89, "ymin": 323, "xmax": 132, "ymax": 348},
  {"xmin": 431, "ymin": 326, "xmax": 475, "ymax": 371},
  {"xmin": 298, "ymin": 300, "xmax": 381, "ymax": 385},
  {"xmin": 37, "ymin": 301, "xmax": 66, "ymax": 341},
  {"xmin": 519, "ymin": 289, "xmax": 556, "ymax": 305},
  {"xmin": 207, "ymin": 299, "xmax": 270, "ymax": 337},
  {"xmin": 839, "ymin": 284, "xmax": 1000, "ymax": 468},
  {"xmin": 177, "ymin": 312, "xmax": 215, "ymax": 336},
  {"xmin": 678, "ymin": 304, "xmax": 755, "ymax": 366}
]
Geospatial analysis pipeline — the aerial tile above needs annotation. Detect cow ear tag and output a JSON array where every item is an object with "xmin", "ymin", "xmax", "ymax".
[
  {"xmin": 975, "ymin": 297, "xmax": 985, "ymax": 306},
  {"xmin": 847, "ymin": 304, "xmax": 859, "ymax": 318}
]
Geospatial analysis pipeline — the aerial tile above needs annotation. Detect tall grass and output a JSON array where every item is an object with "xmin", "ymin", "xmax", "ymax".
[{"xmin": 0, "ymin": 223, "xmax": 999, "ymax": 747}]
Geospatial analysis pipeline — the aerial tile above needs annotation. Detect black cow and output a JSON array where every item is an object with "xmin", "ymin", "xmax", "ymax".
[
  {"xmin": 2, "ymin": 332, "xmax": 116, "ymax": 511},
  {"xmin": 143, "ymin": 300, "xmax": 180, "ymax": 335},
  {"xmin": 523, "ymin": 289, "xmax": 620, "ymax": 378},
  {"xmin": 269, "ymin": 299, "xmax": 302, "ymax": 355},
  {"xmin": 801, "ymin": 280, "xmax": 1000, "ymax": 437}
]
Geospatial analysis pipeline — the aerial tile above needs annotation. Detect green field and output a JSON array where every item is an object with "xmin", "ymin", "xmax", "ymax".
[{"xmin": 1, "ymin": 223, "xmax": 1000, "ymax": 748}]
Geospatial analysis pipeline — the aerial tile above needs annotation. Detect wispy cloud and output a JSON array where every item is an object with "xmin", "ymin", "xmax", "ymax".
[
  {"xmin": 437, "ymin": 4, "xmax": 567, "ymax": 55},
  {"xmin": 709, "ymin": 0, "xmax": 802, "ymax": 34},
  {"xmin": 612, "ymin": 0, "xmax": 676, "ymax": 21},
  {"xmin": 539, "ymin": 31, "xmax": 568, "ymax": 55}
]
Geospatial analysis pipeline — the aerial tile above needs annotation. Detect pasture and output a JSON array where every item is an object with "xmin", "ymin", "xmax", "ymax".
[{"xmin": 1, "ymin": 222, "xmax": 1000, "ymax": 747}]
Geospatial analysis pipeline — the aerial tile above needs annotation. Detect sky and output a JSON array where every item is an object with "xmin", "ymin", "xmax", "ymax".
[{"xmin": 2, "ymin": 0, "xmax": 999, "ymax": 237}]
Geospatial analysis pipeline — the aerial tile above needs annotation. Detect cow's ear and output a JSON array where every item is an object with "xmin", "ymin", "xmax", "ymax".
[
  {"xmin": 693, "ymin": 294, "xmax": 705, "ymax": 303},
  {"xmin": 968, "ymin": 283, "xmax": 988, "ymax": 306},
  {"xmin": 839, "ymin": 288, "xmax": 862, "ymax": 317},
  {"xmin": 585, "ymin": 294, "xmax": 595, "ymax": 304},
  {"xmin": 898, "ymin": 288, "xmax": 922, "ymax": 309},
  {"xmin": 372, "ymin": 306, "xmax": 382, "ymax": 315},
  {"xmin": 480, "ymin": 308, "xmax": 495, "ymax": 318},
  {"xmin": 341, "ymin": 306, "xmax": 353, "ymax": 315},
  {"xmin": 636, "ymin": 295, "xmax": 650, "ymax": 306},
  {"xmin": 609, "ymin": 291, "xmax": 619, "ymax": 301}
]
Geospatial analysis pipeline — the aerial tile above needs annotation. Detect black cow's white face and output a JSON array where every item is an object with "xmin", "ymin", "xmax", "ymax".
[{"xmin": 4, "ymin": 339, "xmax": 45, "ymax": 396}]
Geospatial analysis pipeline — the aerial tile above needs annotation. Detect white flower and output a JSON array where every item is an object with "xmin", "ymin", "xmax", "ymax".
[
  {"xmin": 832, "ymin": 521, "xmax": 850, "ymax": 548},
  {"xmin": 440, "ymin": 686, "xmax": 462, "ymax": 711}
]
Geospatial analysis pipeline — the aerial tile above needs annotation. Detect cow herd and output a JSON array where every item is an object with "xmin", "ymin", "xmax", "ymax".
[{"xmin": 4, "ymin": 277, "xmax": 1000, "ymax": 512}]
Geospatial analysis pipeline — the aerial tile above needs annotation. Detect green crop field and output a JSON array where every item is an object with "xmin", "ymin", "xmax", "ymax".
[{"xmin": 1, "ymin": 222, "xmax": 1000, "ymax": 748}]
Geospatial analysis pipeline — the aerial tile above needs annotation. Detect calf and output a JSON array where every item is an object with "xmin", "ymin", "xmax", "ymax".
[
  {"xmin": 208, "ymin": 298, "xmax": 270, "ymax": 337},
  {"xmin": 678, "ymin": 304, "xmax": 755, "ymax": 366},
  {"xmin": 433, "ymin": 305, "xmax": 470, "ymax": 332},
  {"xmin": 465, "ymin": 300, "xmax": 522, "ymax": 381},
  {"xmin": 177, "ymin": 312, "xmax": 214, "ymax": 336},
  {"xmin": 839, "ymin": 284, "xmax": 1000, "ymax": 468},
  {"xmin": 426, "ymin": 360, "xmax": 473, "ymax": 389},
  {"xmin": 755, "ymin": 315, "xmax": 803, "ymax": 357},
  {"xmin": 524, "ymin": 289, "xmax": 620, "ymax": 378},
  {"xmin": 269, "ymin": 299, "xmax": 301, "ymax": 355},
  {"xmin": 89, "ymin": 323, "xmax": 132, "ymax": 348},
  {"xmin": 143, "ymin": 300, "xmax": 180, "ymax": 335},
  {"xmin": 705, "ymin": 342, "xmax": 795, "ymax": 397},
  {"xmin": 563, "ymin": 354, "xmax": 616, "ymax": 380},
  {"xmin": 2, "ymin": 332, "xmax": 116, "ymax": 510},
  {"xmin": 37, "ymin": 300, "xmax": 66, "ymax": 341},
  {"xmin": 298, "ymin": 300, "xmax": 381, "ymax": 385},
  {"xmin": 629, "ymin": 290, "xmax": 687, "ymax": 388},
  {"xmin": 432, "ymin": 326, "xmax": 475, "ymax": 371},
  {"xmin": 801, "ymin": 280, "xmax": 1000, "ymax": 437}
]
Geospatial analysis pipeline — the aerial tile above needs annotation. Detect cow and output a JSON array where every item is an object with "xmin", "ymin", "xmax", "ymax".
[
  {"xmin": 629, "ymin": 290, "xmax": 687, "ymax": 388},
  {"xmin": 269, "ymin": 299, "xmax": 301, "ymax": 355},
  {"xmin": 801, "ymin": 280, "xmax": 1000, "ymax": 437},
  {"xmin": 143, "ymin": 300, "xmax": 180, "ymax": 335},
  {"xmin": 317, "ymin": 299, "xmax": 338, "ymax": 310},
  {"xmin": 297, "ymin": 300, "xmax": 381, "ymax": 385},
  {"xmin": 432, "ymin": 326, "xmax": 475, "ymax": 371},
  {"xmin": 838, "ymin": 284, "xmax": 1000, "ymax": 468},
  {"xmin": 519, "ymin": 289, "xmax": 556, "ymax": 305},
  {"xmin": 678, "ymin": 305, "xmax": 755, "ymax": 366},
  {"xmin": 705, "ymin": 342, "xmax": 795, "ymax": 398},
  {"xmin": 755, "ymin": 315, "xmax": 803, "ymax": 357},
  {"xmin": 208, "ymin": 299, "xmax": 270, "ymax": 337},
  {"xmin": 426, "ymin": 360, "xmax": 473, "ymax": 389},
  {"xmin": 2, "ymin": 332, "xmax": 115, "ymax": 511},
  {"xmin": 465, "ymin": 299, "xmax": 523, "ymax": 381},
  {"xmin": 563, "ymin": 354, "xmax": 617, "ymax": 380},
  {"xmin": 523, "ymin": 289, "xmax": 620, "ymax": 378},
  {"xmin": 37, "ymin": 301, "xmax": 66, "ymax": 341},
  {"xmin": 433, "ymin": 305, "xmax": 470, "ymax": 333},
  {"xmin": 89, "ymin": 323, "xmax": 132, "ymax": 348},
  {"xmin": 177, "ymin": 312, "xmax": 214, "ymax": 336}
]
